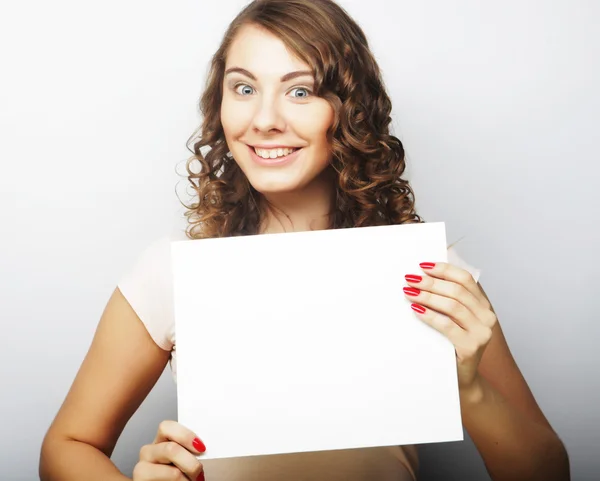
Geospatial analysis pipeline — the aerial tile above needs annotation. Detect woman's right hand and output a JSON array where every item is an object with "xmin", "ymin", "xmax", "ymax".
[{"xmin": 133, "ymin": 420, "xmax": 206, "ymax": 481}]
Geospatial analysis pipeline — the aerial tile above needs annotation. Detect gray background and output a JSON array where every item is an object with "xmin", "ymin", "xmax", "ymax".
[{"xmin": 1, "ymin": 0, "xmax": 598, "ymax": 480}]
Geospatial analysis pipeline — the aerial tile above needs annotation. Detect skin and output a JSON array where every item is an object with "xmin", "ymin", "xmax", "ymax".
[
  {"xmin": 39, "ymin": 23, "xmax": 569, "ymax": 481},
  {"xmin": 221, "ymin": 24, "xmax": 335, "ymax": 233}
]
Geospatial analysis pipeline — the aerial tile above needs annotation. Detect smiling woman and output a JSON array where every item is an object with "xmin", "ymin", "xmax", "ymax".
[
  {"xmin": 183, "ymin": 0, "xmax": 421, "ymax": 237},
  {"xmin": 219, "ymin": 26, "xmax": 336, "ymax": 204},
  {"xmin": 38, "ymin": 1, "xmax": 570, "ymax": 481}
]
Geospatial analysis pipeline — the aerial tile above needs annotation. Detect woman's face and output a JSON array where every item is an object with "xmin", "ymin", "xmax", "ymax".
[{"xmin": 221, "ymin": 24, "xmax": 335, "ymax": 195}]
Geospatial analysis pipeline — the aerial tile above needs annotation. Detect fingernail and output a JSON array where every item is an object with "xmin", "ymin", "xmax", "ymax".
[
  {"xmin": 411, "ymin": 304, "xmax": 426, "ymax": 314},
  {"xmin": 403, "ymin": 287, "xmax": 421, "ymax": 296},
  {"xmin": 196, "ymin": 472, "xmax": 205, "ymax": 481},
  {"xmin": 193, "ymin": 437, "xmax": 206, "ymax": 453},
  {"xmin": 405, "ymin": 274, "xmax": 422, "ymax": 283},
  {"xmin": 420, "ymin": 262, "xmax": 435, "ymax": 269}
]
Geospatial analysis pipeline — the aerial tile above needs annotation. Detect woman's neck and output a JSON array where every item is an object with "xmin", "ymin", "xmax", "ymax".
[{"xmin": 259, "ymin": 169, "xmax": 336, "ymax": 234}]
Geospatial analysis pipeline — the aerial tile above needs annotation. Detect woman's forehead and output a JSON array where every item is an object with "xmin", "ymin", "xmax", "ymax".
[{"xmin": 226, "ymin": 25, "xmax": 310, "ymax": 74}]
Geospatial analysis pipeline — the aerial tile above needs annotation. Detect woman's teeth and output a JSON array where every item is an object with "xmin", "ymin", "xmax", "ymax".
[{"xmin": 254, "ymin": 147, "xmax": 298, "ymax": 159}]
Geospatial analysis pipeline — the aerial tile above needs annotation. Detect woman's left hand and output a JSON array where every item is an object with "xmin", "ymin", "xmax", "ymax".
[{"xmin": 403, "ymin": 262, "xmax": 498, "ymax": 393}]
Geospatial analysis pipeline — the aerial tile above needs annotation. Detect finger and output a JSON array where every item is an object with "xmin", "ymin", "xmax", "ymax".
[
  {"xmin": 411, "ymin": 302, "xmax": 494, "ymax": 359},
  {"xmin": 418, "ymin": 262, "xmax": 485, "ymax": 303},
  {"xmin": 410, "ymin": 304, "xmax": 470, "ymax": 346},
  {"xmin": 140, "ymin": 442, "xmax": 204, "ymax": 480},
  {"xmin": 404, "ymin": 287, "xmax": 480, "ymax": 331},
  {"xmin": 133, "ymin": 460, "xmax": 187, "ymax": 481},
  {"xmin": 154, "ymin": 420, "xmax": 206, "ymax": 455},
  {"xmin": 404, "ymin": 274, "xmax": 496, "ymax": 329},
  {"xmin": 404, "ymin": 273, "xmax": 482, "ymax": 315}
]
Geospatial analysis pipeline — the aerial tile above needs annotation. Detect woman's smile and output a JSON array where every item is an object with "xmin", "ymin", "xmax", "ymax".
[{"xmin": 247, "ymin": 144, "xmax": 304, "ymax": 167}]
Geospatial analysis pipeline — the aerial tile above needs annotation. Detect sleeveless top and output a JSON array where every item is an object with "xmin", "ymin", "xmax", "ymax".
[{"xmin": 117, "ymin": 230, "xmax": 481, "ymax": 481}]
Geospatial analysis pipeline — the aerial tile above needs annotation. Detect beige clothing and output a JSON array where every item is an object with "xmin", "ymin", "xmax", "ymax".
[{"xmin": 118, "ymin": 230, "xmax": 481, "ymax": 481}]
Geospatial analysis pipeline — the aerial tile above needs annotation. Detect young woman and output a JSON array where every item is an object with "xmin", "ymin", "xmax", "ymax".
[{"xmin": 39, "ymin": 1, "xmax": 569, "ymax": 480}]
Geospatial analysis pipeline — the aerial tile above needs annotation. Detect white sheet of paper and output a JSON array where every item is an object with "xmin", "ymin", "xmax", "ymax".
[{"xmin": 171, "ymin": 221, "xmax": 463, "ymax": 460}]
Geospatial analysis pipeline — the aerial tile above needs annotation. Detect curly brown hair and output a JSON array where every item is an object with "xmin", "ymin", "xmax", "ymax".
[{"xmin": 181, "ymin": 0, "xmax": 424, "ymax": 239}]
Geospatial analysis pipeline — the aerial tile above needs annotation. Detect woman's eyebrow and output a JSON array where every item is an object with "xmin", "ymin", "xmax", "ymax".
[{"xmin": 224, "ymin": 67, "xmax": 314, "ymax": 82}]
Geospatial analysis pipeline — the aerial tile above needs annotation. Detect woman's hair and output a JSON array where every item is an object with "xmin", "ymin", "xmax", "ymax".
[{"xmin": 181, "ymin": 0, "xmax": 423, "ymax": 239}]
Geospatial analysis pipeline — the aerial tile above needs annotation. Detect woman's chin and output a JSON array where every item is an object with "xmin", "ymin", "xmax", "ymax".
[
  {"xmin": 242, "ymin": 163, "xmax": 333, "ymax": 197},
  {"xmin": 250, "ymin": 181, "xmax": 302, "ymax": 196},
  {"xmin": 245, "ymin": 174, "xmax": 306, "ymax": 196}
]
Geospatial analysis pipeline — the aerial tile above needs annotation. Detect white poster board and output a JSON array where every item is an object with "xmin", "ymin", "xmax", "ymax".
[{"xmin": 172, "ymin": 222, "xmax": 462, "ymax": 459}]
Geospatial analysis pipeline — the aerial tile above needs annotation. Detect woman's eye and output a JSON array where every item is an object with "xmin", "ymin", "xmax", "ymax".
[
  {"xmin": 234, "ymin": 84, "xmax": 254, "ymax": 95},
  {"xmin": 233, "ymin": 84, "xmax": 312, "ymax": 98},
  {"xmin": 289, "ymin": 87, "xmax": 312, "ymax": 98}
]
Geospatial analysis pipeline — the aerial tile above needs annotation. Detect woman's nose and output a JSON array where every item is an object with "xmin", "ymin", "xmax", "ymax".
[{"xmin": 252, "ymin": 97, "xmax": 286, "ymax": 133}]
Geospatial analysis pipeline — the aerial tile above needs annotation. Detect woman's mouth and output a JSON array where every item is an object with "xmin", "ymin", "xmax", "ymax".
[{"xmin": 247, "ymin": 145, "xmax": 303, "ymax": 167}]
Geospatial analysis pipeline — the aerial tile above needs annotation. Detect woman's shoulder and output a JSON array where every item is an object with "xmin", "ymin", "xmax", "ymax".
[
  {"xmin": 117, "ymin": 230, "xmax": 188, "ymax": 351},
  {"xmin": 118, "ymin": 230, "xmax": 188, "ymax": 284},
  {"xmin": 447, "ymin": 244, "xmax": 481, "ymax": 283}
]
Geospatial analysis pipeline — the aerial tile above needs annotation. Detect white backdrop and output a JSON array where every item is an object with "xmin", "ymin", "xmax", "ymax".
[{"xmin": 1, "ymin": 1, "xmax": 598, "ymax": 480}]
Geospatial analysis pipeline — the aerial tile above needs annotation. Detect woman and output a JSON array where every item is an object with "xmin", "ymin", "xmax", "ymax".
[{"xmin": 39, "ymin": 1, "xmax": 569, "ymax": 480}]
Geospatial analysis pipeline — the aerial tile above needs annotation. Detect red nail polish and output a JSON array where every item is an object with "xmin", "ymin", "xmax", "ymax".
[
  {"xmin": 193, "ymin": 437, "xmax": 206, "ymax": 453},
  {"xmin": 403, "ymin": 287, "xmax": 421, "ymax": 296},
  {"xmin": 420, "ymin": 262, "xmax": 435, "ymax": 269},
  {"xmin": 196, "ymin": 472, "xmax": 205, "ymax": 481},
  {"xmin": 411, "ymin": 304, "xmax": 426, "ymax": 314},
  {"xmin": 405, "ymin": 274, "xmax": 422, "ymax": 283}
]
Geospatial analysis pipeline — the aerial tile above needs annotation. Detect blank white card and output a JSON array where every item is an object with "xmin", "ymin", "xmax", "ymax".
[{"xmin": 171, "ymin": 222, "xmax": 463, "ymax": 460}]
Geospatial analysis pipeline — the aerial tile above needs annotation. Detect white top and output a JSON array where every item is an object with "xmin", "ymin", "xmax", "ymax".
[{"xmin": 117, "ymin": 230, "xmax": 481, "ymax": 481}]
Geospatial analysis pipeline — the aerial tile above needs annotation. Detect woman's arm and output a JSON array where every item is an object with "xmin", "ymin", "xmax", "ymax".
[
  {"xmin": 404, "ymin": 264, "xmax": 570, "ymax": 481},
  {"xmin": 39, "ymin": 287, "xmax": 172, "ymax": 481},
  {"xmin": 460, "ymin": 284, "xmax": 570, "ymax": 481}
]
